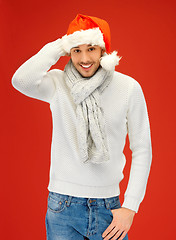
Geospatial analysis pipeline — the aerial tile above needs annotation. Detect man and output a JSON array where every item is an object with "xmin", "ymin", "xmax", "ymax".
[{"xmin": 12, "ymin": 14, "xmax": 152, "ymax": 240}]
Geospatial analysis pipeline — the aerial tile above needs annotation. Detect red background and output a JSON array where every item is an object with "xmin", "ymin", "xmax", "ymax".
[{"xmin": 1, "ymin": 0, "xmax": 176, "ymax": 239}]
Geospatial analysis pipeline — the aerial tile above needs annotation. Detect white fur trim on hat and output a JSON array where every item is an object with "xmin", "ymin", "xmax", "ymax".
[
  {"xmin": 100, "ymin": 51, "xmax": 122, "ymax": 71},
  {"xmin": 61, "ymin": 28, "xmax": 105, "ymax": 53}
]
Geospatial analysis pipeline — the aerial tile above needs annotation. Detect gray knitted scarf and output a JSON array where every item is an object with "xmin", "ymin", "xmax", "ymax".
[{"xmin": 64, "ymin": 59, "xmax": 114, "ymax": 164}]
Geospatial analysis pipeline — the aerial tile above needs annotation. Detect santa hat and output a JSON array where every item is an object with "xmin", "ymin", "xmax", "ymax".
[{"xmin": 61, "ymin": 14, "xmax": 122, "ymax": 71}]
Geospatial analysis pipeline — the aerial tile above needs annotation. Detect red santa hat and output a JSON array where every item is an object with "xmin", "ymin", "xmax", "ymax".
[{"xmin": 61, "ymin": 14, "xmax": 122, "ymax": 71}]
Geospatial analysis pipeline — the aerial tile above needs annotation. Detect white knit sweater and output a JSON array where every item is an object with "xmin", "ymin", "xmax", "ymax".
[{"xmin": 11, "ymin": 39, "xmax": 152, "ymax": 213}]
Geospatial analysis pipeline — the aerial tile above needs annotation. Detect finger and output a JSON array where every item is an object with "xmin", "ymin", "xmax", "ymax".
[
  {"xmin": 117, "ymin": 230, "xmax": 128, "ymax": 240},
  {"xmin": 103, "ymin": 227, "xmax": 119, "ymax": 240},
  {"xmin": 102, "ymin": 224, "xmax": 116, "ymax": 239},
  {"xmin": 111, "ymin": 229, "xmax": 124, "ymax": 240}
]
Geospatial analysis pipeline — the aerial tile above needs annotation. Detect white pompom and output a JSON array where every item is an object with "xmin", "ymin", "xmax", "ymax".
[{"xmin": 100, "ymin": 51, "xmax": 122, "ymax": 71}]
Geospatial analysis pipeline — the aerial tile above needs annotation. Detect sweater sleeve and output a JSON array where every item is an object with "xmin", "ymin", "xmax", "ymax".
[
  {"xmin": 11, "ymin": 38, "xmax": 66, "ymax": 103},
  {"xmin": 121, "ymin": 80, "xmax": 152, "ymax": 213}
]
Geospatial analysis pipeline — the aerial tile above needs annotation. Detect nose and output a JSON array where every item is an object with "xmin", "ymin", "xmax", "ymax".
[{"xmin": 80, "ymin": 51, "xmax": 91, "ymax": 64}]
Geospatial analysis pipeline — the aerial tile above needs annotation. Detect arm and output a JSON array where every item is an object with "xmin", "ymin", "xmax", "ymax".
[
  {"xmin": 122, "ymin": 80, "xmax": 153, "ymax": 213},
  {"xmin": 11, "ymin": 38, "xmax": 66, "ymax": 103},
  {"xmin": 102, "ymin": 80, "xmax": 152, "ymax": 240}
]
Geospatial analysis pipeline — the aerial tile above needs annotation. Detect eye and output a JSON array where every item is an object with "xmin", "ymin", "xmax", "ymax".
[
  {"xmin": 88, "ymin": 47, "xmax": 95, "ymax": 51},
  {"xmin": 74, "ymin": 49, "xmax": 80, "ymax": 53}
]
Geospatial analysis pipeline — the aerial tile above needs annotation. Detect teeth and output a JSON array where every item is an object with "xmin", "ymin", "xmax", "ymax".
[{"xmin": 81, "ymin": 64, "xmax": 92, "ymax": 68}]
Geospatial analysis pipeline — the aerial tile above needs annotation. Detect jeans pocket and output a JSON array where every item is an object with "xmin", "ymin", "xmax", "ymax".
[
  {"xmin": 47, "ymin": 193, "xmax": 67, "ymax": 213},
  {"xmin": 109, "ymin": 197, "xmax": 121, "ymax": 211}
]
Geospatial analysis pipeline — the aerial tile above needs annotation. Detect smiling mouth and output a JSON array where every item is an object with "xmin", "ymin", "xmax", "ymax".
[{"xmin": 80, "ymin": 64, "xmax": 93, "ymax": 70}]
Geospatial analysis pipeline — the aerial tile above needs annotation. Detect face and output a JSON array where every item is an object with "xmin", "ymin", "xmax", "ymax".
[{"xmin": 69, "ymin": 44, "xmax": 105, "ymax": 78}]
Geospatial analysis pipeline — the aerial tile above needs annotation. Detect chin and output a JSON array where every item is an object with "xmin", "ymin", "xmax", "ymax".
[{"xmin": 81, "ymin": 72, "xmax": 94, "ymax": 78}]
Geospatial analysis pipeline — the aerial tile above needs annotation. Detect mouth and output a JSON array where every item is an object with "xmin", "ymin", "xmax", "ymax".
[{"xmin": 80, "ymin": 64, "xmax": 93, "ymax": 70}]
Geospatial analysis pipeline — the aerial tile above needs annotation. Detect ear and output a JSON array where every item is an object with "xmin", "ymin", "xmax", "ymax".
[
  {"xmin": 65, "ymin": 52, "xmax": 71, "ymax": 57},
  {"xmin": 101, "ymin": 48, "xmax": 106, "ymax": 55}
]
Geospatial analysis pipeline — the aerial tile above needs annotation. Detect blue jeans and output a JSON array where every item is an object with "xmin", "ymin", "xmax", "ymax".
[{"xmin": 45, "ymin": 191, "xmax": 129, "ymax": 240}]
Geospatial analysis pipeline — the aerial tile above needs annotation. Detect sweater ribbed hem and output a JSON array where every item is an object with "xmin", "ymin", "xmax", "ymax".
[
  {"xmin": 121, "ymin": 196, "xmax": 140, "ymax": 213},
  {"xmin": 47, "ymin": 178, "xmax": 120, "ymax": 199}
]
